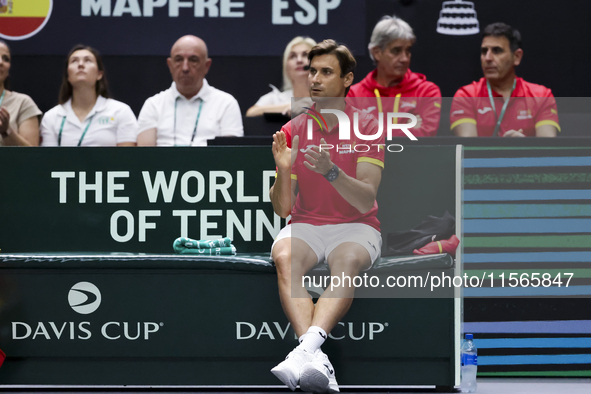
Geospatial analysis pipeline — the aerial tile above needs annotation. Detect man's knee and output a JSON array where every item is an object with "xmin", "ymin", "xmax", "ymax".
[
  {"xmin": 331, "ymin": 256, "xmax": 363, "ymax": 275},
  {"xmin": 329, "ymin": 247, "xmax": 371, "ymax": 275},
  {"xmin": 272, "ymin": 240, "xmax": 291, "ymax": 279}
]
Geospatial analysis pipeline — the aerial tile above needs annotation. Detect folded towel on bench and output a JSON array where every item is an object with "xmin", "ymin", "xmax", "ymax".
[{"xmin": 173, "ymin": 237, "xmax": 236, "ymax": 255}]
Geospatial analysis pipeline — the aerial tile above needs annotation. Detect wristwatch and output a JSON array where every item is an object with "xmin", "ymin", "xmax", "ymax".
[{"xmin": 323, "ymin": 164, "xmax": 340, "ymax": 182}]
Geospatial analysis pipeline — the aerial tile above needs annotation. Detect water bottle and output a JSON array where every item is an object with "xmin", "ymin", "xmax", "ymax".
[{"xmin": 461, "ymin": 333, "xmax": 477, "ymax": 393}]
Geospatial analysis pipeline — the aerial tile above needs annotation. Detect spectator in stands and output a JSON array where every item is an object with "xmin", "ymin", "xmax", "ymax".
[
  {"xmin": 0, "ymin": 39, "xmax": 42, "ymax": 146},
  {"xmin": 137, "ymin": 35, "xmax": 243, "ymax": 146},
  {"xmin": 41, "ymin": 45, "xmax": 137, "ymax": 146},
  {"xmin": 348, "ymin": 16, "xmax": 441, "ymax": 137},
  {"xmin": 246, "ymin": 36, "xmax": 315, "ymax": 118},
  {"xmin": 451, "ymin": 23, "xmax": 559, "ymax": 137}
]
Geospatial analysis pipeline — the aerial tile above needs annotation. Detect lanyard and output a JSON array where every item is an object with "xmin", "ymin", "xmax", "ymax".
[
  {"xmin": 173, "ymin": 97, "xmax": 203, "ymax": 146},
  {"xmin": 374, "ymin": 89, "xmax": 402, "ymax": 113},
  {"xmin": 487, "ymin": 79, "xmax": 516, "ymax": 137},
  {"xmin": 0, "ymin": 90, "xmax": 5, "ymax": 107},
  {"xmin": 374, "ymin": 89, "xmax": 402, "ymax": 124},
  {"xmin": 58, "ymin": 114, "xmax": 95, "ymax": 146}
]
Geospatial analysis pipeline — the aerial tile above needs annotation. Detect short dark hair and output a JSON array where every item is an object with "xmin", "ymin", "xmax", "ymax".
[
  {"xmin": 58, "ymin": 44, "xmax": 110, "ymax": 104},
  {"xmin": 483, "ymin": 22, "xmax": 522, "ymax": 53},
  {"xmin": 0, "ymin": 39, "xmax": 10, "ymax": 89},
  {"xmin": 308, "ymin": 39, "xmax": 356, "ymax": 77},
  {"xmin": 308, "ymin": 39, "xmax": 356, "ymax": 95}
]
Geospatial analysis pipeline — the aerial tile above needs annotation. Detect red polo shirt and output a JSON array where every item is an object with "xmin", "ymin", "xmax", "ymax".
[
  {"xmin": 348, "ymin": 69, "xmax": 442, "ymax": 137},
  {"xmin": 281, "ymin": 104, "xmax": 385, "ymax": 231},
  {"xmin": 450, "ymin": 77, "xmax": 560, "ymax": 137}
]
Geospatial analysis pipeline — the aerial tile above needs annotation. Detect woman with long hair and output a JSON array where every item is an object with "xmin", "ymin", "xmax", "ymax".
[{"xmin": 41, "ymin": 45, "xmax": 137, "ymax": 146}]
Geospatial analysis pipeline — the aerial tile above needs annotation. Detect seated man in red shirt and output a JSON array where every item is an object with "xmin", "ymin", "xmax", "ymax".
[
  {"xmin": 451, "ymin": 22, "xmax": 559, "ymax": 137},
  {"xmin": 348, "ymin": 15, "xmax": 441, "ymax": 137},
  {"xmin": 270, "ymin": 40, "xmax": 385, "ymax": 393}
]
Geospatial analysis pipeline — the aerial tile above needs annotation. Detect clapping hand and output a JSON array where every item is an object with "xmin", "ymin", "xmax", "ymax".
[
  {"xmin": 272, "ymin": 131, "xmax": 299, "ymax": 171},
  {"xmin": 303, "ymin": 138, "xmax": 333, "ymax": 175},
  {"xmin": 0, "ymin": 108, "xmax": 10, "ymax": 136}
]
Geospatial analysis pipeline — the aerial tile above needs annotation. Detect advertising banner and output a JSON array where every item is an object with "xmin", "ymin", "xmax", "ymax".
[
  {"xmin": 0, "ymin": 147, "xmax": 284, "ymax": 253},
  {"xmin": 5, "ymin": 0, "xmax": 366, "ymax": 56},
  {"xmin": 0, "ymin": 258, "xmax": 456, "ymax": 385}
]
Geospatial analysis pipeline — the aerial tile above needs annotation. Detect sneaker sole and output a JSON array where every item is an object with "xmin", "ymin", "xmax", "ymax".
[
  {"xmin": 300, "ymin": 364, "xmax": 329, "ymax": 393},
  {"xmin": 271, "ymin": 366, "xmax": 297, "ymax": 391}
]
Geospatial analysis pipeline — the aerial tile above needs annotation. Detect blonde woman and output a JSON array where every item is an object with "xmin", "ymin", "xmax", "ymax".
[{"xmin": 246, "ymin": 36, "xmax": 316, "ymax": 117}]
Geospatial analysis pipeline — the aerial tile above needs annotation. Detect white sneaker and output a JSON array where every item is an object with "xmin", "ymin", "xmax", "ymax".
[
  {"xmin": 299, "ymin": 349, "xmax": 339, "ymax": 393},
  {"xmin": 271, "ymin": 346, "xmax": 315, "ymax": 391}
]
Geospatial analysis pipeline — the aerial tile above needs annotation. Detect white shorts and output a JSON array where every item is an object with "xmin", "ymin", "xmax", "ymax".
[{"xmin": 271, "ymin": 223, "xmax": 382, "ymax": 270}]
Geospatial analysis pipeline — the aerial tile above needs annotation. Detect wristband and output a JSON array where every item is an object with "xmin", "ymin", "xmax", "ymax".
[{"xmin": 323, "ymin": 164, "xmax": 340, "ymax": 182}]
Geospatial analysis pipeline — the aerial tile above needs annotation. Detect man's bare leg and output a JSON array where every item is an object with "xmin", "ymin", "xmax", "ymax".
[
  {"xmin": 271, "ymin": 237, "xmax": 321, "ymax": 390},
  {"xmin": 298, "ymin": 242, "xmax": 372, "ymax": 393},
  {"xmin": 312, "ymin": 242, "xmax": 371, "ymax": 336},
  {"xmin": 272, "ymin": 237, "xmax": 320, "ymax": 337}
]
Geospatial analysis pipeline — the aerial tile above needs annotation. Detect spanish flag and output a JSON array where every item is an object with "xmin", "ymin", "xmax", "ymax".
[{"xmin": 0, "ymin": 0, "xmax": 52, "ymax": 40}]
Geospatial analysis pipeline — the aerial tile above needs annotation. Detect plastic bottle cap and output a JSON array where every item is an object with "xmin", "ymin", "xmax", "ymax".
[{"xmin": 466, "ymin": 333, "xmax": 473, "ymax": 340}]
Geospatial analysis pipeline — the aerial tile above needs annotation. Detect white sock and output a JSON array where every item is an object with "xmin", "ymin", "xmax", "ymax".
[{"xmin": 298, "ymin": 326, "xmax": 327, "ymax": 353}]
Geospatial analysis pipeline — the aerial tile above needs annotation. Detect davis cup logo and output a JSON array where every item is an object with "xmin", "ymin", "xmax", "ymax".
[
  {"xmin": 68, "ymin": 282, "xmax": 102, "ymax": 315},
  {"xmin": 0, "ymin": 0, "xmax": 53, "ymax": 41}
]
